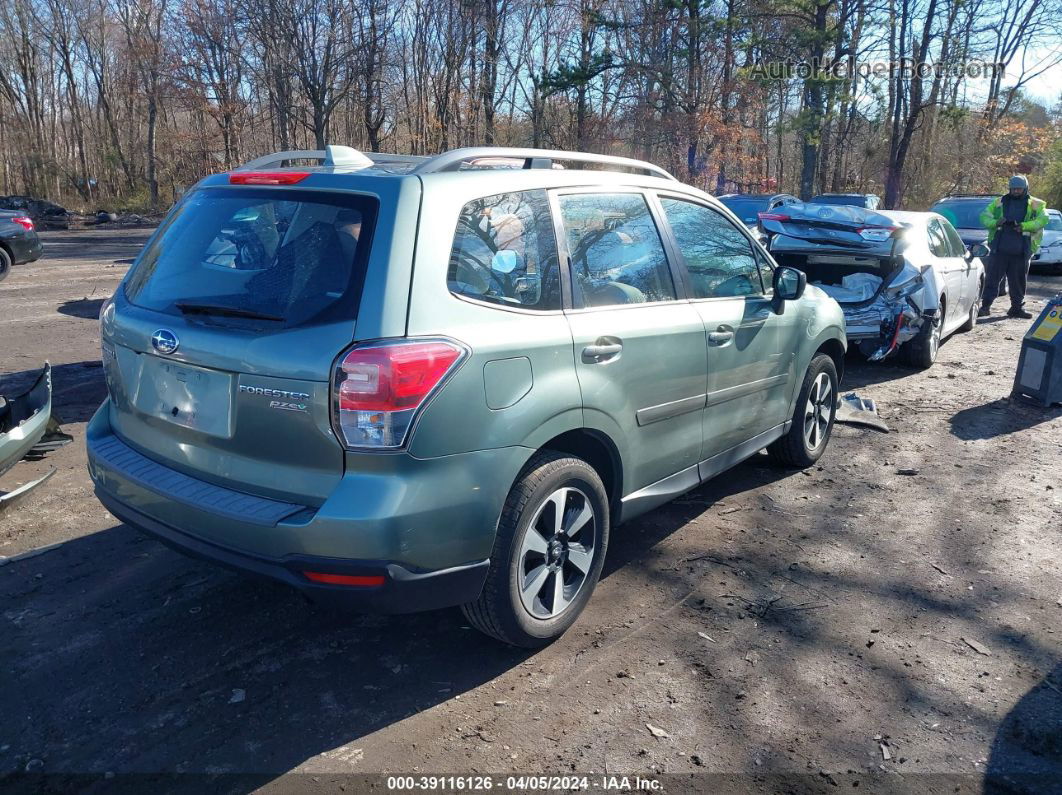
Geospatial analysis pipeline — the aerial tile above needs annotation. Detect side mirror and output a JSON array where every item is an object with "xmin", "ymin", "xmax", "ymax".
[
  {"xmin": 491, "ymin": 250, "xmax": 519, "ymax": 274},
  {"xmin": 967, "ymin": 242, "xmax": 990, "ymax": 260},
  {"xmin": 772, "ymin": 266, "xmax": 806, "ymax": 313}
]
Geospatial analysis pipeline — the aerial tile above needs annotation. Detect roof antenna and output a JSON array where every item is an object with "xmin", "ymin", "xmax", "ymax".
[{"xmin": 324, "ymin": 145, "xmax": 373, "ymax": 169}]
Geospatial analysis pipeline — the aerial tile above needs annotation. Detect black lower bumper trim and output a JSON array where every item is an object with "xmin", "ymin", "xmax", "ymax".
[{"xmin": 96, "ymin": 489, "xmax": 489, "ymax": 614}]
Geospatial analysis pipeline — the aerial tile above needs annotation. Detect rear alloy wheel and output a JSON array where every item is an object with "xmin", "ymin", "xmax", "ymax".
[
  {"xmin": 0, "ymin": 246, "xmax": 11, "ymax": 283},
  {"xmin": 462, "ymin": 452, "xmax": 609, "ymax": 647},
  {"xmin": 904, "ymin": 306, "xmax": 942, "ymax": 369},
  {"xmin": 766, "ymin": 353, "xmax": 838, "ymax": 468},
  {"xmin": 959, "ymin": 281, "xmax": 983, "ymax": 333},
  {"xmin": 516, "ymin": 486, "xmax": 597, "ymax": 620}
]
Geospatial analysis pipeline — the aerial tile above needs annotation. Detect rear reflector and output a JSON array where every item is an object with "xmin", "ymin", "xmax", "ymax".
[
  {"xmin": 228, "ymin": 171, "xmax": 310, "ymax": 185},
  {"xmin": 303, "ymin": 571, "xmax": 386, "ymax": 587},
  {"xmin": 11, "ymin": 215, "xmax": 34, "ymax": 231}
]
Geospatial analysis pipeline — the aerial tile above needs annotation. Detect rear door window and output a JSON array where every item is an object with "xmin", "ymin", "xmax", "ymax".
[
  {"xmin": 557, "ymin": 192, "xmax": 676, "ymax": 307},
  {"xmin": 940, "ymin": 219, "xmax": 966, "ymax": 256},
  {"xmin": 447, "ymin": 189, "xmax": 561, "ymax": 310},
  {"xmin": 125, "ymin": 187, "xmax": 377, "ymax": 327},
  {"xmin": 927, "ymin": 220, "xmax": 950, "ymax": 258}
]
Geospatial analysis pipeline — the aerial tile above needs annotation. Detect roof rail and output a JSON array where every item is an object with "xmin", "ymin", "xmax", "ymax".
[
  {"xmin": 412, "ymin": 147, "xmax": 677, "ymax": 181},
  {"xmin": 236, "ymin": 145, "xmax": 430, "ymax": 171}
]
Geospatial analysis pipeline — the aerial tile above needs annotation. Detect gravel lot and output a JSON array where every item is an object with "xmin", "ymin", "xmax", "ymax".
[{"xmin": 2, "ymin": 229, "xmax": 1061, "ymax": 793}]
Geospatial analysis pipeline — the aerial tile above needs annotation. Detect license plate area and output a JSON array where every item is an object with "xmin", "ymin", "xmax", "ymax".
[{"xmin": 136, "ymin": 355, "xmax": 235, "ymax": 438}]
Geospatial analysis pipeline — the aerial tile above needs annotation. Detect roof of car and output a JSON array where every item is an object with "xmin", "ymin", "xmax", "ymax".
[
  {"xmin": 196, "ymin": 145, "xmax": 721, "ymax": 205},
  {"xmin": 934, "ymin": 195, "xmax": 996, "ymax": 201}
]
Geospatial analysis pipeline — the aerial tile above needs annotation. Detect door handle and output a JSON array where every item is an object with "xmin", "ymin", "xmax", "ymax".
[
  {"xmin": 582, "ymin": 342, "xmax": 623, "ymax": 361},
  {"xmin": 708, "ymin": 330, "xmax": 734, "ymax": 345}
]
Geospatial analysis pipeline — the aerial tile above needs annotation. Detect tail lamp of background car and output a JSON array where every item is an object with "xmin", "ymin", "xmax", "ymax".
[
  {"xmin": 333, "ymin": 339, "xmax": 466, "ymax": 449},
  {"xmin": 11, "ymin": 216, "xmax": 34, "ymax": 231}
]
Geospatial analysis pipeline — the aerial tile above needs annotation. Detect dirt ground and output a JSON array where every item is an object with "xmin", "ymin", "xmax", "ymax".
[{"xmin": 2, "ymin": 229, "xmax": 1061, "ymax": 793}]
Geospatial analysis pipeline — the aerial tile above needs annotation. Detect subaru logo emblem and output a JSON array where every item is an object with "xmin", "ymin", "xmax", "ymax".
[{"xmin": 151, "ymin": 329, "xmax": 179, "ymax": 355}]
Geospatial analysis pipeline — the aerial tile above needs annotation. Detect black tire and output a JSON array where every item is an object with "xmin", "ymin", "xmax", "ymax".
[
  {"xmin": 958, "ymin": 279, "xmax": 983, "ymax": 333},
  {"xmin": 766, "ymin": 353, "xmax": 838, "ymax": 468},
  {"xmin": 462, "ymin": 451, "xmax": 609, "ymax": 648},
  {"xmin": 903, "ymin": 301, "xmax": 943, "ymax": 369},
  {"xmin": 0, "ymin": 246, "xmax": 11, "ymax": 283}
]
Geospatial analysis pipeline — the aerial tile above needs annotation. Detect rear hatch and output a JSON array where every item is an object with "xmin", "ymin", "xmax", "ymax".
[
  {"xmin": 760, "ymin": 203, "xmax": 902, "ymax": 250},
  {"xmin": 102, "ymin": 180, "xmax": 382, "ymax": 505}
]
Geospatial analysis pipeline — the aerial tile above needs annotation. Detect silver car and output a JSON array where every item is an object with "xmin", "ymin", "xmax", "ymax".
[
  {"xmin": 760, "ymin": 204, "xmax": 986, "ymax": 368},
  {"xmin": 1031, "ymin": 208, "xmax": 1062, "ymax": 274}
]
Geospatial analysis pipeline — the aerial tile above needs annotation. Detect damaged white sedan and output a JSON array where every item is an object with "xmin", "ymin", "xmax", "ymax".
[{"xmin": 759, "ymin": 204, "xmax": 987, "ymax": 368}]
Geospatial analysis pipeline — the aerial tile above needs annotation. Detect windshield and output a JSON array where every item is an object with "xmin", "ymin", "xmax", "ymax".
[
  {"xmin": 125, "ymin": 187, "xmax": 376, "ymax": 328},
  {"xmin": 1047, "ymin": 212, "xmax": 1062, "ymax": 232},
  {"xmin": 930, "ymin": 200, "xmax": 992, "ymax": 229},
  {"xmin": 717, "ymin": 197, "xmax": 771, "ymax": 224}
]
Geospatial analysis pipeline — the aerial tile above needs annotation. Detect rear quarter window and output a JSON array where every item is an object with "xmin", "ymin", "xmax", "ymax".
[{"xmin": 125, "ymin": 187, "xmax": 377, "ymax": 328}]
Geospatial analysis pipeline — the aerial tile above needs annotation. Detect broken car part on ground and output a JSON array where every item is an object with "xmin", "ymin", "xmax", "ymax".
[{"xmin": 0, "ymin": 364, "xmax": 70, "ymax": 509}]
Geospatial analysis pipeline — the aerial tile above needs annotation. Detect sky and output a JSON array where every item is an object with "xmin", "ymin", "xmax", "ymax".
[{"xmin": 1002, "ymin": 45, "xmax": 1062, "ymax": 108}]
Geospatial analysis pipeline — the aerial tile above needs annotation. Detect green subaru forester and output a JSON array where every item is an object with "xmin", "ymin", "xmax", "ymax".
[{"xmin": 88, "ymin": 146, "xmax": 846, "ymax": 647}]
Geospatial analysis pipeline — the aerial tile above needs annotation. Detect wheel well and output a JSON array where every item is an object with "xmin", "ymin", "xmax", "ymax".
[
  {"xmin": 541, "ymin": 429, "xmax": 622, "ymax": 513},
  {"xmin": 0, "ymin": 241, "xmax": 12, "ymax": 265},
  {"xmin": 816, "ymin": 338, "xmax": 846, "ymax": 383}
]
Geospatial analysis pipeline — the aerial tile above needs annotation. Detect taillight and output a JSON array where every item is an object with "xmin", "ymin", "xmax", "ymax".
[
  {"xmin": 228, "ymin": 171, "xmax": 310, "ymax": 185},
  {"xmin": 333, "ymin": 338, "xmax": 466, "ymax": 449},
  {"xmin": 758, "ymin": 212, "xmax": 790, "ymax": 222},
  {"xmin": 12, "ymin": 215, "xmax": 33, "ymax": 231}
]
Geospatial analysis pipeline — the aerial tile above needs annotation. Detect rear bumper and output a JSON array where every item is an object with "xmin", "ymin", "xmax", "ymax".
[
  {"xmin": 86, "ymin": 401, "xmax": 527, "ymax": 613},
  {"xmin": 95, "ymin": 488, "xmax": 489, "ymax": 612},
  {"xmin": 9, "ymin": 234, "xmax": 43, "ymax": 265}
]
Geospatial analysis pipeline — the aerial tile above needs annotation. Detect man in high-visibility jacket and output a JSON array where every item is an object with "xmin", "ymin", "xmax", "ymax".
[{"xmin": 979, "ymin": 175, "xmax": 1050, "ymax": 319}]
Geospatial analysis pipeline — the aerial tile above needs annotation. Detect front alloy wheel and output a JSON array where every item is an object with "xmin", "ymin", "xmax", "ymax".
[
  {"xmin": 803, "ymin": 371, "xmax": 833, "ymax": 453},
  {"xmin": 766, "ymin": 352, "xmax": 838, "ymax": 468}
]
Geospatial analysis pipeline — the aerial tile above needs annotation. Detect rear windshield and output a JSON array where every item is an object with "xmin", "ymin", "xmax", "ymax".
[
  {"xmin": 718, "ymin": 197, "xmax": 770, "ymax": 223},
  {"xmin": 125, "ymin": 187, "xmax": 377, "ymax": 328},
  {"xmin": 930, "ymin": 200, "xmax": 991, "ymax": 229}
]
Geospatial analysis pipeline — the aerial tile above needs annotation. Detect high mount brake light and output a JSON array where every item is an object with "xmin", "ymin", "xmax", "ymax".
[
  {"xmin": 332, "ymin": 339, "xmax": 466, "ymax": 449},
  {"xmin": 228, "ymin": 171, "xmax": 310, "ymax": 185},
  {"xmin": 11, "ymin": 216, "xmax": 34, "ymax": 231}
]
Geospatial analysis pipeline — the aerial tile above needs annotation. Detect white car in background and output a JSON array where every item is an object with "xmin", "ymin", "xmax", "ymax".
[
  {"xmin": 1031, "ymin": 208, "xmax": 1062, "ymax": 274},
  {"xmin": 760, "ymin": 203, "xmax": 986, "ymax": 369}
]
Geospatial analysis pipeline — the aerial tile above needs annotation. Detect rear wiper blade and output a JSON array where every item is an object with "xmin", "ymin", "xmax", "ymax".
[{"xmin": 175, "ymin": 302, "xmax": 285, "ymax": 322}]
